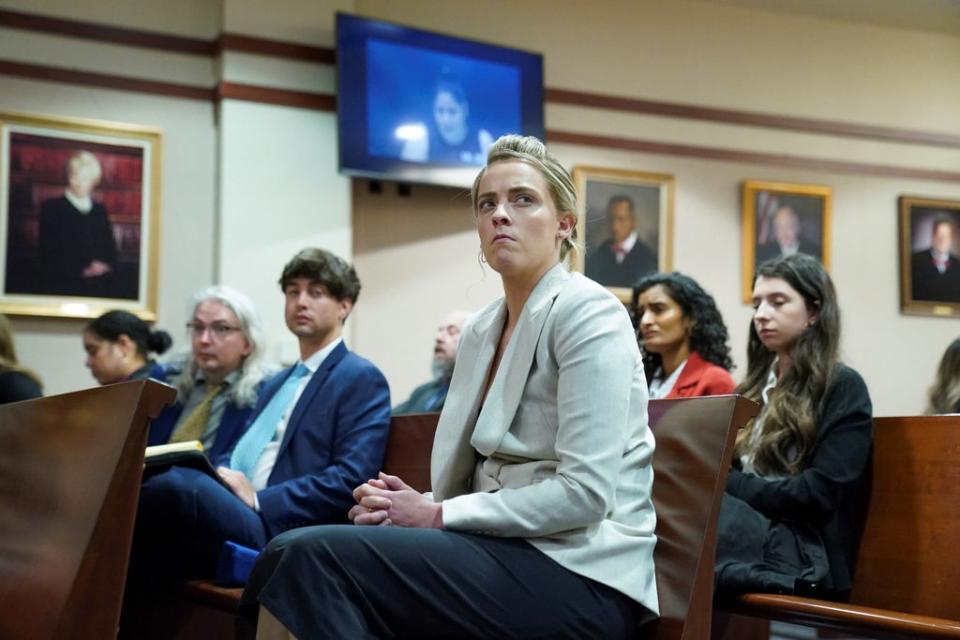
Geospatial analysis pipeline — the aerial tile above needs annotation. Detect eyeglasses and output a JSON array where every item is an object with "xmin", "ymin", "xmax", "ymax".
[{"xmin": 187, "ymin": 322, "xmax": 241, "ymax": 340}]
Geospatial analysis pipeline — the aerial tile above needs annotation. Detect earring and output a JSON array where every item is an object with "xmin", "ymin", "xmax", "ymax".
[{"xmin": 478, "ymin": 249, "xmax": 487, "ymax": 265}]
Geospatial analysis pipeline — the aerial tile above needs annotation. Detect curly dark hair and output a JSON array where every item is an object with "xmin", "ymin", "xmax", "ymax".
[{"xmin": 631, "ymin": 272, "xmax": 734, "ymax": 383}]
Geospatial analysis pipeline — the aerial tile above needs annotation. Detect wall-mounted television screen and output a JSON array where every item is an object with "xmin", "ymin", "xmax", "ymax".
[{"xmin": 337, "ymin": 13, "xmax": 545, "ymax": 188}]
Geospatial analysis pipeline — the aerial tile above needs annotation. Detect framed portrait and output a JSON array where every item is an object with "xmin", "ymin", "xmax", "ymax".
[
  {"xmin": 741, "ymin": 180, "xmax": 831, "ymax": 302},
  {"xmin": 573, "ymin": 166, "xmax": 674, "ymax": 303},
  {"xmin": 0, "ymin": 112, "xmax": 162, "ymax": 319},
  {"xmin": 899, "ymin": 196, "xmax": 960, "ymax": 317}
]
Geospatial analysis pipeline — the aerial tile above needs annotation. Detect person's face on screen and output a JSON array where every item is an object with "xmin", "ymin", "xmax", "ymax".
[
  {"xmin": 751, "ymin": 276, "xmax": 815, "ymax": 357},
  {"xmin": 772, "ymin": 207, "xmax": 801, "ymax": 249},
  {"xmin": 932, "ymin": 221, "xmax": 954, "ymax": 254},
  {"xmin": 283, "ymin": 278, "xmax": 351, "ymax": 346},
  {"xmin": 476, "ymin": 161, "xmax": 573, "ymax": 281},
  {"xmin": 607, "ymin": 200, "xmax": 636, "ymax": 244},
  {"xmin": 434, "ymin": 90, "xmax": 469, "ymax": 146},
  {"xmin": 190, "ymin": 300, "xmax": 251, "ymax": 382},
  {"xmin": 637, "ymin": 285, "xmax": 690, "ymax": 356}
]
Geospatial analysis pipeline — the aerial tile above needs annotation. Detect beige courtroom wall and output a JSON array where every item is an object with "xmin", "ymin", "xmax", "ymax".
[
  {"xmin": 218, "ymin": 0, "xmax": 354, "ymax": 364},
  {"xmin": 355, "ymin": 0, "xmax": 960, "ymax": 131},
  {"xmin": 217, "ymin": 101, "xmax": 351, "ymax": 364},
  {"xmin": 349, "ymin": 0, "xmax": 960, "ymax": 414},
  {"xmin": 0, "ymin": 77, "xmax": 218, "ymax": 395},
  {"xmin": 351, "ymin": 182, "xmax": 504, "ymax": 405}
]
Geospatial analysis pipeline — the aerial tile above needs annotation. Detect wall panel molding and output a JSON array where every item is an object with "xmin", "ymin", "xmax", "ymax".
[
  {"xmin": 0, "ymin": 59, "xmax": 214, "ymax": 101},
  {"xmin": 0, "ymin": 8, "xmax": 215, "ymax": 55},
  {"xmin": 545, "ymin": 88, "xmax": 960, "ymax": 150},
  {"xmin": 2, "ymin": 7, "xmax": 957, "ymax": 151},
  {"xmin": 547, "ymin": 130, "xmax": 960, "ymax": 183},
  {"xmin": 216, "ymin": 34, "xmax": 334, "ymax": 63},
  {"xmin": 217, "ymin": 81, "xmax": 335, "ymax": 111}
]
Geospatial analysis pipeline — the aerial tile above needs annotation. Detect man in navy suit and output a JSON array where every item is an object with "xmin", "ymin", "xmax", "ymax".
[{"xmin": 125, "ymin": 249, "xmax": 391, "ymax": 607}]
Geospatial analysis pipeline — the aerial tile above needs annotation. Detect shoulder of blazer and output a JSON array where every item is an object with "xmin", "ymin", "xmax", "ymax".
[{"xmin": 671, "ymin": 351, "xmax": 734, "ymax": 396}]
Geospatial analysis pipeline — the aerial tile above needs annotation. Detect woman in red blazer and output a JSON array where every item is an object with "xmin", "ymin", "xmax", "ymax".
[{"xmin": 632, "ymin": 272, "xmax": 735, "ymax": 399}]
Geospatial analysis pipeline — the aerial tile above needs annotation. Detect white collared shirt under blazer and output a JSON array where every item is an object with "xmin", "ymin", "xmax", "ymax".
[{"xmin": 431, "ymin": 263, "xmax": 659, "ymax": 619}]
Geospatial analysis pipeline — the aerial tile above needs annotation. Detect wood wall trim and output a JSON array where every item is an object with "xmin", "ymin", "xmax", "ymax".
[
  {"xmin": 0, "ymin": 59, "xmax": 214, "ymax": 101},
  {"xmin": 0, "ymin": 8, "xmax": 336, "ymax": 63},
  {"xmin": 2, "ymin": 7, "xmax": 958, "ymax": 150},
  {"xmin": 217, "ymin": 34, "xmax": 335, "ymax": 64},
  {"xmin": 546, "ymin": 88, "xmax": 960, "ymax": 149},
  {"xmin": 546, "ymin": 130, "xmax": 960, "ymax": 183},
  {"xmin": 0, "ymin": 8, "xmax": 215, "ymax": 56},
  {"xmin": 217, "ymin": 82, "xmax": 336, "ymax": 111},
  {"xmin": 0, "ymin": 58, "xmax": 955, "ymax": 182}
]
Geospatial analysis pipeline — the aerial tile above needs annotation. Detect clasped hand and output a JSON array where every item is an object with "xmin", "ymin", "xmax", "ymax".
[{"xmin": 349, "ymin": 472, "xmax": 442, "ymax": 529}]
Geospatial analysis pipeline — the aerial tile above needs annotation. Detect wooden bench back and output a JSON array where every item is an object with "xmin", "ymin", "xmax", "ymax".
[
  {"xmin": 382, "ymin": 399, "xmax": 761, "ymax": 640},
  {"xmin": 0, "ymin": 380, "xmax": 175, "ymax": 640},
  {"xmin": 849, "ymin": 415, "xmax": 960, "ymax": 619},
  {"xmin": 382, "ymin": 412, "xmax": 440, "ymax": 492},
  {"xmin": 643, "ymin": 396, "xmax": 758, "ymax": 640}
]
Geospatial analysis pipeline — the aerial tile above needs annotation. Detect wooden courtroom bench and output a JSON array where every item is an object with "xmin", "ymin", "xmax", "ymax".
[
  {"xmin": 714, "ymin": 414, "xmax": 960, "ymax": 640},
  {"xmin": 141, "ymin": 397, "xmax": 759, "ymax": 640},
  {"xmin": 0, "ymin": 380, "xmax": 175, "ymax": 640}
]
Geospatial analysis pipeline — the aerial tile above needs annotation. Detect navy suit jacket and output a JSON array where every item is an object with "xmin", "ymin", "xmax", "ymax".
[{"xmin": 221, "ymin": 341, "xmax": 392, "ymax": 538}]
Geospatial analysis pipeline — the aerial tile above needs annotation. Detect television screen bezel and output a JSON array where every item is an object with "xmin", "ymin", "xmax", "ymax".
[{"xmin": 336, "ymin": 12, "xmax": 545, "ymax": 188}]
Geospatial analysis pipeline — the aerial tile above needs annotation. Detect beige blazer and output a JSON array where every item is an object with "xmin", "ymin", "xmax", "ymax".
[{"xmin": 431, "ymin": 263, "xmax": 659, "ymax": 617}]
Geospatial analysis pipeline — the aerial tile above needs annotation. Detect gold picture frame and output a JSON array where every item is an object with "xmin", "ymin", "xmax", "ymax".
[
  {"xmin": 0, "ymin": 111, "xmax": 162, "ymax": 320},
  {"xmin": 572, "ymin": 166, "xmax": 674, "ymax": 303},
  {"xmin": 741, "ymin": 180, "xmax": 831, "ymax": 303},
  {"xmin": 899, "ymin": 195, "xmax": 960, "ymax": 317}
]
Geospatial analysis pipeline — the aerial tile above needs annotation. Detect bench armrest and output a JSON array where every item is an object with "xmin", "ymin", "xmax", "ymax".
[{"xmin": 730, "ymin": 593, "xmax": 960, "ymax": 640}]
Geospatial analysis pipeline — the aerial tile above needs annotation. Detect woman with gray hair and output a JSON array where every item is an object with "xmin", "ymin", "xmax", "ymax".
[{"xmin": 149, "ymin": 285, "xmax": 272, "ymax": 462}]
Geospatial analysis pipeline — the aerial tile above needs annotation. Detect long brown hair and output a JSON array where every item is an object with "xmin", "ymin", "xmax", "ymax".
[
  {"xmin": 0, "ymin": 313, "xmax": 42, "ymax": 388},
  {"xmin": 735, "ymin": 254, "xmax": 840, "ymax": 475},
  {"xmin": 927, "ymin": 337, "xmax": 960, "ymax": 414}
]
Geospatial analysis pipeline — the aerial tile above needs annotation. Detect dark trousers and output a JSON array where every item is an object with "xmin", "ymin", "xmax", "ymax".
[
  {"xmin": 121, "ymin": 467, "xmax": 270, "ymax": 637},
  {"xmin": 239, "ymin": 525, "xmax": 640, "ymax": 640},
  {"xmin": 133, "ymin": 467, "xmax": 269, "ymax": 578}
]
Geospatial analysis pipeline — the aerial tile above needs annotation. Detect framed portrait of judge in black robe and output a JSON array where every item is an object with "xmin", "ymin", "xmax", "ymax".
[
  {"xmin": 0, "ymin": 112, "xmax": 161, "ymax": 320},
  {"xmin": 741, "ymin": 180, "xmax": 832, "ymax": 303},
  {"xmin": 900, "ymin": 196, "xmax": 960, "ymax": 317},
  {"xmin": 573, "ymin": 166, "xmax": 675, "ymax": 303}
]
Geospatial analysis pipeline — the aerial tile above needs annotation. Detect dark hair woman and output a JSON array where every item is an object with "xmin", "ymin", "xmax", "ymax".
[
  {"xmin": 633, "ymin": 272, "xmax": 735, "ymax": 399},
  {"xmin": 926, "ymin": 337, "xmax": 960, "ymax": 414},
  {"xmin": 83, "ymin": 310, "xmax": 172, "ymax": 385},
  {"xmin": 716, "ymin": 253, "xmax": 873, "ymax": 600}
]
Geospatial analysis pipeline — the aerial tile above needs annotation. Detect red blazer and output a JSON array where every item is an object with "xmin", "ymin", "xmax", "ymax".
[{"xmin": 664, "ymin": 351, "xmax": 736, "ymax": 399}]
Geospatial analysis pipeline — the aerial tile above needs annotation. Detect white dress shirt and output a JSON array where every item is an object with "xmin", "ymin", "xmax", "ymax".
[{"xmin": 250, "ymin": 338, "xmax": 342, "ymax": 492}]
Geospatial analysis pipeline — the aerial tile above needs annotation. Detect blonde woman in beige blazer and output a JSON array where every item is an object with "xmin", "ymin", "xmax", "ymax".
[{"xmin": 239, "ymin": 136, "xmax": 658, "ymax": 640}]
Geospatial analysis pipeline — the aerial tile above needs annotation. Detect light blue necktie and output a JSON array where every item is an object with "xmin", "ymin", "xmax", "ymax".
[{"xmin": 230, "ymin": 363, "xmax": 310, "ymax": 479}]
